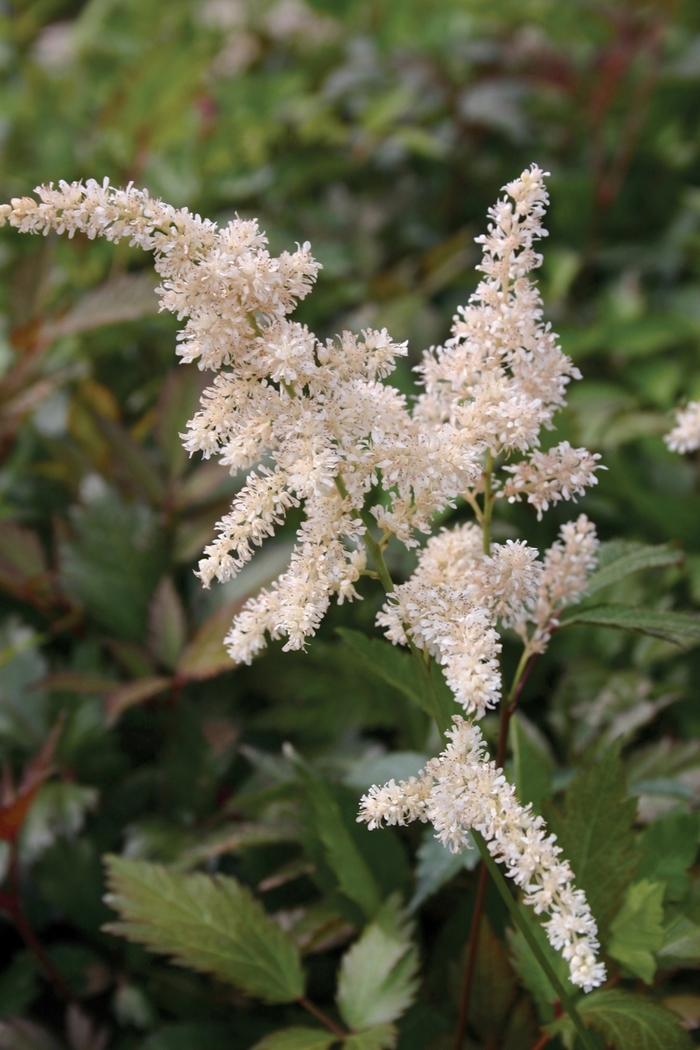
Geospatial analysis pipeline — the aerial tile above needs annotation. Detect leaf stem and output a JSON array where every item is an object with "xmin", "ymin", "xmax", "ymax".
[
  {"xmin": 298, "ymin": 996, "xmax": 347, "ymax": 1038},
  {"xmin": 471, "ymin": 832, "xmax": 596, "ymax": 1050}
]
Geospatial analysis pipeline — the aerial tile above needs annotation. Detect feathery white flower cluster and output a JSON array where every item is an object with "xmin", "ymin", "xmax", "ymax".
[
  {"xmin": 358, "ymin": 717, "xmax": 606, "ymax": 992},
  {"xmin": 665, "ymin": 401, "xmax": 700, "ymax": 455},
  {"xmin": 502, "ymin": 441, "xmax": 603, "ymax": 520},
  {"xmin": 0, "ymin": 166, "xmax": 600, "ymax": 663},
  {"xmin": 376, "ymin": 525, "xmax": 544, "ymax": 717},
  {"xmin": 2, "ymin": 168, "xmax": 605, "ymax": 989},
  {"xmin": 415, "ymin": 168, "xmax": 590, "ymax": 465},
  {"xmin": 1, "ymin": 178, "xmax": 483, "ymax": 661},
  {"xmin": 521, "ymin": 514, "xmax": 599, "ymax": 653}
]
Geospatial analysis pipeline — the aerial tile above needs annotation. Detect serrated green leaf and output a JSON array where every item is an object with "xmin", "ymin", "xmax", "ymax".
[
  {"xmin": 511, "ymin": 713, "xmax": 553, "ymax": 812},
  {"xmin": 409, "ymin": 829, "xmax": 477, "ymax": 912},
  {"xmin": 251, "ymin": 1028, "xmax": 336, "ymax": 1050},
  {"xmin": 343, "ymin": 1024, "xmax": 397, "ymax": 1050},
  {"xmin": 549, "ymin": 748, "xmax": 639, "ymax": 939},
  {"xmin": 104, "ymin": 856, "xmax": 305, "ymax": 1003},
  {"xmin": 337, "ymin": 896, "xmax": 419, "ymax": 1030},
  {"xmin": 609, "ymin": 880, "xmax": 665, "ymax": 983},
  {"xmin": 296, "ymin": 761, "xmax": 381, "ymax": 918},
  {"xmin": 61, "ymin": 493, "xmax": 165, "ymax": 641},
  {"xmin": 560, "ymin": 604, "xmax": 700, "ymax": 648},
  {"xmin": 585, "ymin": 542, "xmax": 681, "ymax": 597},
  {"xmin": 552, "ymin": 989, "xmax": 693, "ymax": 1050}
]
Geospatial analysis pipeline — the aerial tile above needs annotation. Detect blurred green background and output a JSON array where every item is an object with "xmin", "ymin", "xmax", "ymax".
[{"xmin": 1, "ymin": 1, "xmax": 700, "ymax": 1047}]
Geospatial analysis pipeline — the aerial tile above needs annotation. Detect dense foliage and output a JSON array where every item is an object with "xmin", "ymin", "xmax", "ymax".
[{"xmin": 1, "ymin": 2, "xmax": 700, "ymax": 1048}]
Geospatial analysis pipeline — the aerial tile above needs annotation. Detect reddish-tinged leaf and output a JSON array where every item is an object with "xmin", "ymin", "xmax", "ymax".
[
  {"xmin": 38, "ymin": 672, "xmax": 118, "ymax": 694},
  {"xmin": 156, "ymin": 368, "xmax": 207, "ymax": 479},
  {"xmin": 105, "ymin": 677, "xmax": 172, "ymax": 725},
  {"xmin": 0, "ymin": 522, "xmax": 55, "ymax": 608},
  {"xmin": 177, "ymin": 603, "xmax": 240, "ymax": 680},
  {"xmin": 0, "ymin": 720, "xmax": 62, "ymax": 842}
]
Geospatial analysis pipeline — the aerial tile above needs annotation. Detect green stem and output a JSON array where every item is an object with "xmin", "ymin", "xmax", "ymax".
[{"xmin": 472, "ymin": 832, "xmax": 596, "ymax": 1050}]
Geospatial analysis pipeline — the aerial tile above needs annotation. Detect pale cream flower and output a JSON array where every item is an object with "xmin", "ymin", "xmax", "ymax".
[{"xmin": 358, "ymin": 717, "xmax": 606, "ymax": 992}]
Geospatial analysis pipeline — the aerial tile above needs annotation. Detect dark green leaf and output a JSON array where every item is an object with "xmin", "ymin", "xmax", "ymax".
[
  {"xmin": 555, "ymin": 989, "xmax": 694, "ymax": 1050},
  {"xmin": 549, "ymin": 748, "xmax": 639, "ymax": 938},
  {"xmin": 585, "ymin": 542, "xmax": 681, "ymax": 597},
  {"xmin": 296, "ymin": 760, "xmax": 382, "ymax": 919},
  {"xmin": 560, "ymin": 604, "xmax": 700, "ymax": 648},
  {"xmin": 511, "ymin": 713, "xmax": 553, "ymax": 812},
  {"xmin": 104, "ymin": 856, "xmax": 305, "ymax": 1003}
]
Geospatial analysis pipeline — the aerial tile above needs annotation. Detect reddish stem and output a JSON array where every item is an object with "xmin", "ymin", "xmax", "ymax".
[{"xmin": 4, "ymin": 846, "xmax": 73, "ymax": 1001}]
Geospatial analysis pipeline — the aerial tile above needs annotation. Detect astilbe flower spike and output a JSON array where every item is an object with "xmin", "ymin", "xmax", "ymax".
[
  {"xmin": 358, "ymin": 718, "xmax": 606, "ymax": 992},
  {"xmin": 0, "ymin": 164, "xmax": 606, "ymax": 991}
]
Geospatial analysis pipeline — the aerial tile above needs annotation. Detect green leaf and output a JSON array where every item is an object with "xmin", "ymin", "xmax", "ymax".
[
  {"xmin": 409, "ymin": 829, "xmax": 477, "ymax": 912},
  {"xmin": 296, "ymin": 760, "xmax": 382, "ymax": 919},
  {"xmin": 251, "ymin": 1029, "xmax": 336, "ymax": 1050},
  {"xmin": 0, "ymin": 954, "xmax": 39, "ymax": 1019},
  {"xmin": 156, "ymin": 368, "xmax": 205, "ymax": 479},
  {"xmin": 508, "ymin": 922, "xmax": 572, "ymax": 1024},
  {"xmin": 636, "ymin": 810, "xmax": 700, "ymax": 900},
  {"xmin": 609, "ymin": 880, "xmax": 665, "ymax": 983},
  {"xmin": 549, "ymin": 748, "xmax": 639, "ymax": 938},
  {"xmin": 20, "ymin": 783, "xmax": 98, "ymax": 863},
  {"xmin": 337, "ymin": 896, "xmax": 419, "ymax": 1030},
  {"xmin": 658, "ymin": 914, "xmax": 700, "ymax": 968},
  {"xmin": 469, "ymin": 918, "xmax": 519, "ymax": 1045},
  {"xmin": 335, "ymin": 629, "xmax": 427, "ymax": 713},
  {"xmin": 61, "ymin": 493, "xmax": 165, "ymax": 641},
  {"xmin": 584, "ymin": 542, "xmax": 681, "ymax": 597},
  {"xmin": 335, "ymin": 629, "xmax": 458, "ymax": 734},
  {"xmin": 560, "ymin": 604, "xmax": 700, "ymax": 648},
  {"xmin": 148, "ymin": 578, "xmax": 187, "ymax": 670},
  {"xmin": 554, "ymin": 989, "xmax": 694, "ymax": 1050},
  {"xmin": 343, "ymin": 1025, "xmax": 397, "ymax": 1049},
  {"xmin": 104, "ymin": 856, "xmax": 305, "ymax": 1003},
  {"xmin": 511, "ymin": 713, "xmax": 553, "ymax": 812}
]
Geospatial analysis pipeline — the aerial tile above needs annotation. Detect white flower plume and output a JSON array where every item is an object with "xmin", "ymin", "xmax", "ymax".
[
  {"xmin": 0, "ymin": 166, "xmax": 600, "ymax": 661},
  {"xmin": 358, "ymin": 717, "xmax": 606, "ymax": 993}
]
